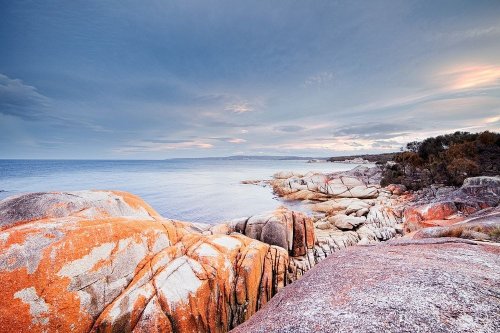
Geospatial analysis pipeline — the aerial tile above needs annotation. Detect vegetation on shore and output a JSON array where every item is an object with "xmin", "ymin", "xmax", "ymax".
[
  {"xmin": 327, "ymin": 153, "xmax": 397, "ymax": 164},
  {"xmin": 380, "ymin": 131, "xmax": 500, "ymax": 190}
]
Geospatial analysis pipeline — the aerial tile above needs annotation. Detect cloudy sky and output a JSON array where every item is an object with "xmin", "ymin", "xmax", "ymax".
[{"xmin": 1, "ymin": 0, "xmax": 499, "ymax": 159}]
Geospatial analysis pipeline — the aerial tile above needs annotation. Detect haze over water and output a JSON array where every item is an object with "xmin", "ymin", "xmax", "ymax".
[{"xmin": 0, "ymin": 159, "xmax": 363, "ymax": 224}]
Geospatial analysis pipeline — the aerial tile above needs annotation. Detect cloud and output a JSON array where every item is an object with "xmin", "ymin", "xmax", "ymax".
[
  {"xmin": 227, "ymin": 138, "xmax": 246, "ymax": 143},
  {"xmin": 347, "ymin": 142, "xmax": 364, "ymax": 147},
  {"xmin": 209, "ymin": 137, "xmax": 247, "ymax": 143},
  {"xmin": 224, "ymin": 102, "xmax": 253, "ymax": 113},
  {"xmin": 484, "ymin": 115, "xmax": 500, "ymax": 125},
  {"xmin": 332, "ymin": 123, "xmax": 414, "ymax": 140},
  {"xmin": 274, "ymin": 125, "xmax": 306, "ymax": 133},
  {"xmin": 304, "ymin": 72, "xmax": 333, "ymax": 86},
  {"xmin": 0, "ymin": 73, "xmax": 51, "ymax": 120},
  {"xmin": 198, "ymin": 115, "xmax": 260, "ymax": 128},
  {"xmin": 2, "ymin": 1, "xmax": 500, "ymax": 158},
  {"xmin": 442, "ymin": 65, "xmax": 500, "ymax": 90},
  {"xmin": 371, "ymin": 140, "xmax": 404, "ymax": 149},
  {"xmin": 431, "ymin": 25, "xmax": 500, "ymax": 43},
  {"xmin": 210, "ymin": 137, "xmax": 247, "ymax": 143},
  {"xmin": 114, "ymin": 139, "xmax": 214, "ymax": 154},
  {"xmin": 143, "ymin": 139, "xmax": 193, "ymax": 144}
]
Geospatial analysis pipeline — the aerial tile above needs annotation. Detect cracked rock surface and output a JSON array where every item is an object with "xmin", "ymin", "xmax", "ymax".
[
  {"xmin": 232, "ymin": 238, "xmax": 500, "ymax": 333},
  {"xmin": 0, "ymin": 190, "xmax": 289, "ymax": 333}
]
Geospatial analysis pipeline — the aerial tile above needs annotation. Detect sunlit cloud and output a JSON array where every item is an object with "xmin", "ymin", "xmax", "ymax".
[
  {"xmin": 484, "ymin": 115, "xmax": 500, "ymax": 124},
  {"xmin": 443, "ymin": 65, "xmax": 500, "ymax": 90},
  {"xmin": 2, "ymin": 1, "xmax": 500, "ymax": 159},
  {"xmin": 227, "ymin": 138, "xmax": 246, "ymax": 143}
]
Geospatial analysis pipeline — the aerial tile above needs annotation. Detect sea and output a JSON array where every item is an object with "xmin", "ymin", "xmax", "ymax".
[{"xmin": 0, "ymin": 159, "xmax": 364, "ymax": 224}]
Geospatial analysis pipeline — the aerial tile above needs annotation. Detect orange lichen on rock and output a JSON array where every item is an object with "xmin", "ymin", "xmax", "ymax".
[{"xmin": 0, "ymin": 191, "xmax": 290, "ymax": 333}]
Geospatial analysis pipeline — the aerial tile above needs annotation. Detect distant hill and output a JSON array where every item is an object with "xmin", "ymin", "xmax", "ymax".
[
  {"xmin": 168, "ymin": 155, "xmax": 317, "ymax": 161},
  {"xmin": 168, "ymin": 153, "xmax": 398, "ymax": 163},
  {"xmin": 327, "ymin": 153, "xmax": 397, "ymax": 164}
]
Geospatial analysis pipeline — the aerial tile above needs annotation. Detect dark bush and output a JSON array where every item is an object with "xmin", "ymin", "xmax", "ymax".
[{"xmin": 381, "ymin": 131, "xmax": 500, "ymax": 190}]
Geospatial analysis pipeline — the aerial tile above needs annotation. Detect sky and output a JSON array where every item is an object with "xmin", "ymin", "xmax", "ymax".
[{"xmin": 1, "ymin": 0, "xmax": 499, "ymax": 159}]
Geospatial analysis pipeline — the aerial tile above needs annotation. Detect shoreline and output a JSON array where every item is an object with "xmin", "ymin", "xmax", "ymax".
[
  {"xmin": 0, "ymin": 159, "xmax": 363, "ymax": 224},
  {"xmin": 0, "ymin": 167, "xmax": 498, "ymax": 332}
]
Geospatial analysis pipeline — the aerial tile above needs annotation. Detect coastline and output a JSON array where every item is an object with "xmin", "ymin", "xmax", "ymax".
[
  {"xmin": 1, "ymin": 165, "xmax": 498, "ymax": 332},
  {"xmin": 0, "ymin": 159, "xmax": 359, "ymax": 224}
]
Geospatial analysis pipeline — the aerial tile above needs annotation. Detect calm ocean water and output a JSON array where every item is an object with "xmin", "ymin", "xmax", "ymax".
[{"xmin": 0, "ymin": 159, "xmax": 362, "ymax": 224}]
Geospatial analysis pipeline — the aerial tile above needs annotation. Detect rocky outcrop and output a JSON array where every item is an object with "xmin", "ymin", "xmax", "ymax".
[
  {"xmin": 224, "ymin": 208, "xmax": 315, "ymax": 258},
  {"xmin": 212, "ymin": 204, "xmax": 403, "ymax": 283},
  {"xmin": 4, "ymin": 170, "xmax": 495, "ymax": 332},
  {"xmin": 0, "ymin": 191, "xmax": 290, "ymax": 333},
  {"xmin": 263, "ymin": 167, "xmax": 406, "ymax": 265},
  {"xmin": 0, "ymin": 190, "xmax": 163, "ymax": 230},
  {"xmin": 232, "ymin": 238, "xmax": 500, "ymax": 333},
  {"xmin": 271, "ymin": 167, "xmax": 381, "ymax": 200},
  {"xmin": 413, "ymin": 206, "xmax": 500, "ymax": 242},
  {"xmin": 403, "ymin": 176, "xmax": 500, "ymax": 233}
]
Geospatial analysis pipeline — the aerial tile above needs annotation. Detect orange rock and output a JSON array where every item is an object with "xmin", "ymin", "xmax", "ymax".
[
  {"xmin": 0, "ymin": 191, "xmax": 289, "ymax": 333},
  {"xmin": 403, "ymin": 202, "xmax": 459, "ymax": 233}
]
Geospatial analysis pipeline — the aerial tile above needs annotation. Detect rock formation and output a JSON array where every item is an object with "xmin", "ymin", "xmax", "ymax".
[
  {"xmin": 195, "ymin": 205, "xmax": 398, "ymax": 284},
  {"xmin": 413, "ymin": 206, "xmax": 500, "ymax": 241},
  {"xmin": 1, "ymin": 169, "xmax": 498, "ymax": 333},
  {"xmin": 0, "ymin": 191, "xmax": 290, "ymax": 333},
  {"xmin": 268, "ymin": 168, "xmax": 498, "ymax": 245},
  {"xmin": 271, "ymin": 170, "xmax": 380, "ymax": 200},
  {"xmin": 268, "ymin": 166, "xmax": 405, "ymax": 248},
  {"xmin": 232, "ymin": 238, "xmax": 500, "ymax": 333},
  {"xmin": 403, "ymin": 176, "xmax": 500, "ymax": 233},
  {"xmin": 0, "ymin": 185, "xmax": 410, "ymax": 333}
]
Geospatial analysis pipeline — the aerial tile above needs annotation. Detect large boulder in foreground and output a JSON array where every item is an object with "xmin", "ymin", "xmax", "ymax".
[
  {"xmin": 0, "ymin": 191, "xmax": 289, "ymax": 333},
  {"xmin": 232, "ymin": 238, "xmax": 500, "ymax": 333}
]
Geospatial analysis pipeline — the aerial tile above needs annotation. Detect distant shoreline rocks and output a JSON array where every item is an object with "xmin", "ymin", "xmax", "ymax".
[{"xmin": 335, "ymin": 157, "xmax": 371, "ymax": 164}]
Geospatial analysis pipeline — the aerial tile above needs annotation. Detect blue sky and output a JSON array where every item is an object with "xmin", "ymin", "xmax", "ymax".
[{"xmin": 1, "ymin": 0, "xmax": 499, "ymax": 159}]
